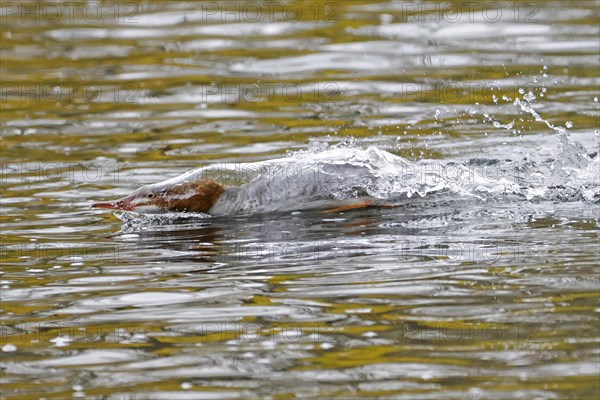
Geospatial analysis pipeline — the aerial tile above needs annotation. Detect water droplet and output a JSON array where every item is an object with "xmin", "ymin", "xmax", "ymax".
[
  {"xmin": 523, "ymin": 92, "xmax": 536, "ymax": 102},
  {"xmin": 181, "ymin": 382, "xmax": 192, "ymax": 390},
  {"xmin": 2, "ymin": 344, "xmax": 17, "ymax": 352},
  {"xmin": 594, "ymin": 97, "xmax": 598, "ymax": 103}
]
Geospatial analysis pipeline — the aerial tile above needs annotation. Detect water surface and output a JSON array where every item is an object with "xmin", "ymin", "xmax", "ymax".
[{"xmin": 1, "ymin": 1, "xmax": 599, "ymax": 399}]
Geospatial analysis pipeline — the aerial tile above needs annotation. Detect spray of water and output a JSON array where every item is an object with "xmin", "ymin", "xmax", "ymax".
[{"xmin": 116, "ymin": 76, "xmax": 599, "ymax": 226}]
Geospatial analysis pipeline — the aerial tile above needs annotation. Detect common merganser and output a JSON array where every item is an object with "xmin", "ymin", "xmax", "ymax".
[
  {"xmin": 91, "ymin": 147, "xmax": 415, "ymax": 215},
  {"xmin": 92, "ymin": 177, "xmax": 373, "ymax": 215}
]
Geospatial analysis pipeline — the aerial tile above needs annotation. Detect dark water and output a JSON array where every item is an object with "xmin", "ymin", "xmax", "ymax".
[{"xmin": 1, "ymin": 1, "xmax": 599, "ymax": 399}]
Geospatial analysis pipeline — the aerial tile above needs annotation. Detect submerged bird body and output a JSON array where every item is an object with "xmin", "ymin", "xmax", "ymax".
[{"xmin": 92, "ymin": 147, "xmax": 418, "ymax": 216}]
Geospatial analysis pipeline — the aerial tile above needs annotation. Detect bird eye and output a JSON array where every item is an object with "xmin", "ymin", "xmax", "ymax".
[{"xmin": 146, "ymin": 192, "xmax": 155, "ymax": 199}]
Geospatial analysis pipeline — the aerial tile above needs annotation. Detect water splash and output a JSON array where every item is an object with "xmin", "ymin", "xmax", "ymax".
[
  {"xmin": 482, "ymin": 112, "xmax": 515, "ymax": 130},
  {"xmin": 512, "ymin": 90, "xmax": 593, "ymax": 184},
  {"xmin": 113, "ymin": 140, "xmax": 597, "ymax": 227},
  {"xmin": 111, "ymin": 85, "xmax": 598, "ymax": 226},
  {"xmin": 117, "ymin": 210, "xmax": 212, "ymax": 232}
]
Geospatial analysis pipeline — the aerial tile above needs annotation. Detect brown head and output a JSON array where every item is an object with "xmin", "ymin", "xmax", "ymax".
[{"xmin": 92, "ymin": 179, "xmax": 225, "ymax": 214}]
